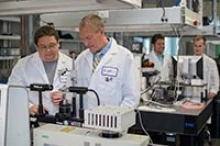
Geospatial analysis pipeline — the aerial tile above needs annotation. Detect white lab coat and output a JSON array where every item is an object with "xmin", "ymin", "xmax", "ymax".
[
  {"xmin": 203, "ymin": 54, "xmax": 219, "ymax": 94},
  {"xmin": 204, "ymin": 54, "xmax": 219, "ymax": 124},
  {"xmin": 75, "ymin": 38, "xmax": 140, "ymax": 109},
  {"xmin": 8, "ymin": 52, "xmax": 72, "ymax": 115},
  {"xmin": 146, "ymin": 50, "xmax": 173, "ymax": 82}
]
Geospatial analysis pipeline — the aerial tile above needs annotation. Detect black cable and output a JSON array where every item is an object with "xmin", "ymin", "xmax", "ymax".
[
  {"xmin": 161, "ymin": 1, "xmax": 166, "ymax": 18},
  {"xmin": 88, "ymin": 89, "xmax": 100, "ymax": 106},
  {"xmin": 157, "ymin": 0, "xmax": 168, "ymax": 22}
]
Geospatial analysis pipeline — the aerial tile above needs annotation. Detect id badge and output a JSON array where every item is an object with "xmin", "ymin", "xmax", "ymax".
[
  {"xmin": 101, "ymin": 66, "xmax": 118, "ymax": 77},
  {"xmin": 59, "ymin": 74, "xmax": 68, "ymax": 83},
  {"xmin": 58, "ymin": 68, "xmax": 69, "ymax": 83}
]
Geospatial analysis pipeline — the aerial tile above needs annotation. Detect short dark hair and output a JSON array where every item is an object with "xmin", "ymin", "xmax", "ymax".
[
  {"xmin": 193, "ymin": 35, "xmax": 206, "ymax": 44},
  {"xmin": 151, "ymin": 34, "xmax": 165, "ymax": 45},
  {"xmin": 34, "ymin": 25, "xmax": 59, "ymax": 45}
]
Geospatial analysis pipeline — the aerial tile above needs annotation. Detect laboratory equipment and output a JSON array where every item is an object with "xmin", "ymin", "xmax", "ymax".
[
  {"xmin": 56, "ymin": 53, "xmax": 78, "ymax": 123},
  {"xmin": 33, "ymin": 105, "xmax": 149, "ymax": 146},
  {"xmin": 0, "ymin": 84, "xmax": 30, "ymax": 146},
  {"xmin": 177, "ymin": 55, "xmax": 203, "ymax": 85},
  {"xmin": 84, "ymin": 105, "xmax": 135, "ymax": 135},
  {"xmin": 175, "ymin": 55, "xmax": 208, "ymax": 102},
  {"xmin": 55, "ymin": 86, "xmax": 98, "ymax": 125},
  {"xmin": 29, "ymin": 84, "xmax": 57, "ymax": 125},
  {"xmin": 135, "ymin": 99, "xmax": 212, "ymax": 146},
  {"xmin": 29, "ymin": 54, "xmax": 100, "ymax": 126},
  {"xmin": 29, "ymin": 83, "xmax": 53, "ymax": 116},
  {"xmin": 30, "ymin": 83, "xmax": 100, "ymax": 126},
  {"xmin": 131, "ymin": 42, "xmax": 143, "ymax": 54},
  {"xmin": 40, "ymin": 6, "xmax": 202, "ymax": 33},
  {"xmin": 0, "ymin": 84, "xmax": 8, "ymax": 146},
  {"xmin": 140, "ymin": 55, "xmax": 208, "ymax": 105},
  {"xmin": 141, "ymin": 53, "xmax": 178, "ymax": 103},
  {"xmin": 141, "ymin": 53, "xmax": 160, "ymax": 86}
]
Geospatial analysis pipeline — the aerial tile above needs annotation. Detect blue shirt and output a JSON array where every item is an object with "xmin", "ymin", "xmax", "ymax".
[
  {"xmin": 93, "ymin": 38, "xmax": 112, "ymax": 61},
  {"xmin": 157, "ymin": 55, "xmax": 164, "ymax": 66}
]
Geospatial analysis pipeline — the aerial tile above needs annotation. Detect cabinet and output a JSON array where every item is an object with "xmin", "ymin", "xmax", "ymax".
[
  {"xmin": 0, "ymin": 16, "xmax": 21, "ymax": 83},
  {"xmin": 58, "ymin": 31, "xmax": 84, "ymax": 56}
]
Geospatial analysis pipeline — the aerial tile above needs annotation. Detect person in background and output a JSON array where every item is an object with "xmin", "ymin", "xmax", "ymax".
[
  {"xmin": 75, "ymin": 14, "xmax": 140, "ymax": 109},
  {"xmin": 8, "ymin": 25, "xmax": 72, "ymax": 115},
  {"xmin": 193, "ymin": 35, "xmax": 219, "ymax": 99},
  {"xmin": 146, "ymin": 34, "xmax": 174, "ymax": 82}
]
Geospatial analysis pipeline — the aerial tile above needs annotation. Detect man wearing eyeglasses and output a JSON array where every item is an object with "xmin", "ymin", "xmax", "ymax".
[
  {"xmin": 8, "ymin": 25, "xmax": 72, "ymax": 115},
  {"xmin": 75, "ymin": 14, "xmax": 140, "ymax": 109}
]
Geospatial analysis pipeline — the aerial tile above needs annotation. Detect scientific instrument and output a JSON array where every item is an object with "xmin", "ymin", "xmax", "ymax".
[
  {"xmin": 33, "ymin": 105, "xmax": 150, "ymax": 146},
  {"xmin": 0, "ymin": 84, "xmax": 30, "ymax": 146}
]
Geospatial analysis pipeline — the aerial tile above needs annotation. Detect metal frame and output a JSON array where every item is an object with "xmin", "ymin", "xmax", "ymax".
[
  {"xmin": 40, "ymin": 7, "xmax": 202, "ymax": 33},
  {"xmin": 0, "ymin": 0, "xmax": 142, "ymax": 16}
]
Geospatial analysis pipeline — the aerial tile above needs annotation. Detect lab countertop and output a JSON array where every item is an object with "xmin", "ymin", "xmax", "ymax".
[{"xmin": 138, "ymin": 99, "xmax": 212, "ymax": 116}]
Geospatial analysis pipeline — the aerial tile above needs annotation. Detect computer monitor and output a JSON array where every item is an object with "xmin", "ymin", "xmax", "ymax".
[
  {"xmin": 131, "ymin": 42, "xmax": 143, "ymax": 54},
  {"xmin": 0, "ymin": 84, "xmax": 30, "ymax": 146},
  {"xmin": 176, "ymin": 56, "xmax": 203, "ymax": 80}
]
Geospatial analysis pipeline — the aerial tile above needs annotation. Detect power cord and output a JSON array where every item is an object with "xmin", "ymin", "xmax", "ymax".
[
  {"xmin": 88, "ymin": 89, "xmax": 100, "ymax": 106},
  {"xmin": 169, "ymin": 24, "xmax": 188, "ymax": 103},
  {"xmin": 157, "ymin": 0, "xmax": 168, "ymax": 22},
  {"xmin": 135, "ymin": 109, "xmax": 154, "ymax": 144}
]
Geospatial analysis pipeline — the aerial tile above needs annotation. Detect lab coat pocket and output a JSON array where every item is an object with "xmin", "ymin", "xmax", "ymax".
[
  {"xmin": 98, "ymin": 77, "xmax": 121, "ymax": 104},
  {"xmin": 99, "ymin": 77, "xmax": 118, "ymax": 93}
]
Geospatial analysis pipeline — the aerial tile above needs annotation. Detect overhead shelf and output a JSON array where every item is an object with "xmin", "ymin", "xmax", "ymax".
[
  {"xmin": 40, "ymin": 6, "xmax": 202, "ymax": 34},
  {"xmin": 207, "ymin": 40, "xmax": 220, "ymax": 45},
  {"xmin": 0, "ymin": 35, "xmax": 20, "ymax": 40},
  {"xmin": 0, "ymin": 16, "xmax": 20, "ymax": 22},
  {"xmin": 0, "ymin": 56, "xmax": 19, "ymax": 60},
  {"xmin": 59, "ymin": 39, "xmax": 82, "ymax": 43},
  {"xmin": 0, "ymin": 0, "xmax": 142, "ymax": 16}
]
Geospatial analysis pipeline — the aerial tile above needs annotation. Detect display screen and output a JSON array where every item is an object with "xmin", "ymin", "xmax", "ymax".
[
  {"xmin": 175, "ymin": 56, "xmax": 203, "ymax": 80},
  {"xmin": 131, "ymin": 42, "xmax": 143, "ymax": 54}
]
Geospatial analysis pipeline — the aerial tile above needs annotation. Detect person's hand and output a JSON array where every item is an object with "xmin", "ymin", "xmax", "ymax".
[
  {"xmin": 29, "ymin": 105, "xmax": 48, "ymax": 116},
  {"xmin": 51, "ymin": 91, "xmax": 63, "ymax": 106},
  {"xmin": 208, "ymin": 92, "xmax": 216, "ymax": 99},
  {"xmin": 29, "ymin": 105, "xmax": 39, "ymax": 116}
]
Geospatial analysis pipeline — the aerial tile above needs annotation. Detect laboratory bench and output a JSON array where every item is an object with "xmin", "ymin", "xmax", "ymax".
[{"xmin": 129, "ymin": 99, "xmax": 213, "ymax": 146}]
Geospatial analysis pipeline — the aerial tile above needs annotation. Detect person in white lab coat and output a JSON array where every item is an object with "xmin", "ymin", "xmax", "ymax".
[
  {"xmin": 76, "ymin": 14, "xmax": 139, "ymax": 109},
  {"xmin": 146, "ymin": 34, "xmax": 174, "ymax": 83},
  {"xmin": 8, "ymin": 25, "xmax": 72, "ymax": 115},
  {"xmin": 193, "ymin": 35, "xmax": 219, "ymax": 99}
]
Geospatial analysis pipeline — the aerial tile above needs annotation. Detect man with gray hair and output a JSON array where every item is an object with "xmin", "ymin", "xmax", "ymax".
[{"xmin": 75, "ymin": 14, "xmax": 140, "ymax": 109}]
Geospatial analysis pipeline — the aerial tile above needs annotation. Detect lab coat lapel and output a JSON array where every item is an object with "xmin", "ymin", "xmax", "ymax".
[
  {"xmin": 85, "ymin": 50, "xmax": 93, "ymax": 72},
  {"xmin": 53, "ymin": 53, "xmax": 64, "ymax": 84},
  {"xmin": 33, "ymin": 53, "xmax": 49, "ymax": 83}
]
